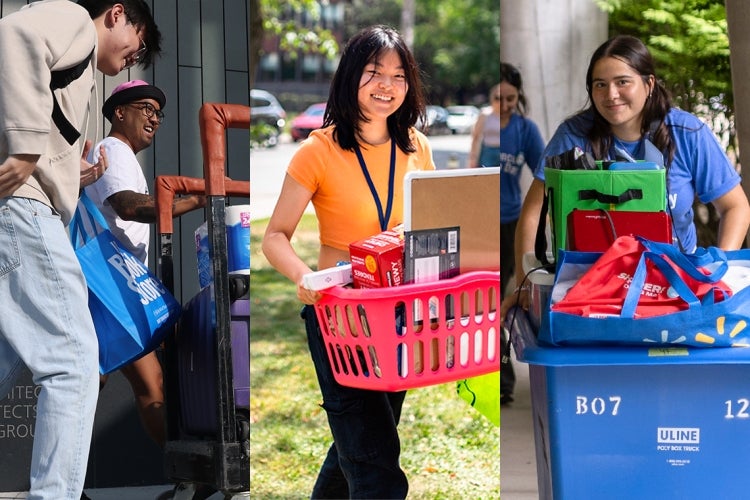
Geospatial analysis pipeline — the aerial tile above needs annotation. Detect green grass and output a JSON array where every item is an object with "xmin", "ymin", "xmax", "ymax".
[{"xmin": 250, "ymin": 215, "xmax": 500, "ymax": 499}]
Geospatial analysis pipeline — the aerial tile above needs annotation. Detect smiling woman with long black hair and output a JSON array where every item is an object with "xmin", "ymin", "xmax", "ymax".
[{"xmin": 262, "ymin": 25, "xmax": 435, "ymax": 499}]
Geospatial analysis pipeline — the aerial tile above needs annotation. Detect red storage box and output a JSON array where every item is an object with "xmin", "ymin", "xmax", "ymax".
[
  {"xmin": 349, "ymin": 229, "xmax": 405, "ymax": 288},
  {"xmin": 313, "ymin": 271, "xmax": 501, "ymax": 391}
]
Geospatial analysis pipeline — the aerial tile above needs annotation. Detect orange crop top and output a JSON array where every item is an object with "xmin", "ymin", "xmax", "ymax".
[{"xmin": 287, "ymin": 126, "xmax": 435, "ymax": 251}]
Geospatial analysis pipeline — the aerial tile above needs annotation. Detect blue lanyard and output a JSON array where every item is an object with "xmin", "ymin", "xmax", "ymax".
[{"xmin": 354, "ymin": 139, "xmax": 396, "ymax": 232}]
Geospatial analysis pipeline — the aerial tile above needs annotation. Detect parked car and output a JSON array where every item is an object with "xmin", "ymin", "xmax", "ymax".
[
  {"xmin": 250, "ymin": 89, "xmax": 286, "ymax": 147},
  {"xmin": 446, "ymin": 105, "xmax": 481, "ymax": 135},
  {"xmin": 290, "ymin": 102, "xmax": 327, "ymax": 142},
  {"xmin": 417, "ymin": 105, "xmax": 451, "ymax": 136}
]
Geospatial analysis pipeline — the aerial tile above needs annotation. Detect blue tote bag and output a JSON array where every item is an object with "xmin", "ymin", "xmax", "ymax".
[
  {"xmin": 71, "ymin": 192, "xmax": 182, "ymax": 374},
  {"xmin": 542, "ymin": 237, "xmax": 750, "ymax": 347}
]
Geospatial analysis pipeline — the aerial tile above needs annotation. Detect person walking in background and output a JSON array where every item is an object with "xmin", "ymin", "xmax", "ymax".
[
  {"xmin": 83, "ymin": 80, "xmax": 205, "ymax": 449},
  {"xmin": 0, "ymin": 1, "xmax": 161, "ymax": 498},
  {"xmin": 262, "ymin": 25, "xmax": 434, "ymax": 499},
  {"xmin": 472, "ymin": 65, "xmax": 545, "ymax": 406},
  {"xmin": 502, "ymin": 34, "xmax": 750, "ymax": 321},
  {"xmin": 494, "ymin": 64, "xmax": 545, "ymax": 298},
  {"xmin": 469, "ymin": 83, "xmax": 501, "ymax": 170}
]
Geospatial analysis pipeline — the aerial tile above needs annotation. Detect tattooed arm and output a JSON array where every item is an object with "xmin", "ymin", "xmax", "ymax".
[{"xmin": 106, "ymin": 190, "xmax": 206, "ymax": 223}]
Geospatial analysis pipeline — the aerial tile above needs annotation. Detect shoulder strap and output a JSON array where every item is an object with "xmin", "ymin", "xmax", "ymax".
[
  {"xmin": 50, "ymin": 49, "xmax": 94, "ymax": 146},
  {"xmin": 534, "ymin": 187, "xmax": 554, "ymax": 268}
]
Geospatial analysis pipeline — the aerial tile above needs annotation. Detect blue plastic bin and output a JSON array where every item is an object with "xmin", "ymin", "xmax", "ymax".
[{"xmin": 507, "ymin": 306, "xmax": 750, "ymax": 499}]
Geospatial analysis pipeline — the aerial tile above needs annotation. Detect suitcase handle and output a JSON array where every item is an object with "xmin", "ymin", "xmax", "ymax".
[
  {"xmin": 199, "ymin": 103, "xmax": 250, "ymax": 196},
  {"xmin": 156, "ymin": 175, "xmax": 249, "ymax": 235},
  {"xmin": 578, "ymin": 188, "xmax": 643, "ymax": 204}
]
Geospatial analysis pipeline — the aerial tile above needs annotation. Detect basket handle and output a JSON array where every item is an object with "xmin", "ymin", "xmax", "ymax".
[{"xmin": 319, "ymin": 270, "xmax": 501, "ymax": 300}]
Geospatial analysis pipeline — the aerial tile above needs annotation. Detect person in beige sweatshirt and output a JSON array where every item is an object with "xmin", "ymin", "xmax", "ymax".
[{"xmin": 0, "ymin": 2, "xmax": 161, "ymax": 499}]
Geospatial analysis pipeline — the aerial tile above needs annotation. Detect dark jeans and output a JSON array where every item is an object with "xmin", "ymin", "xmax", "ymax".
[
  {"xmin": 302, "ymin": 305, "xmax": 408, "ymax": 499},
  {"xmin": 500, "ymin": 219, "xmax": 517, "ymax": 396},
  {"xmin": 500, "ymin": 219, "xmax": 518, "ymax": 297}
]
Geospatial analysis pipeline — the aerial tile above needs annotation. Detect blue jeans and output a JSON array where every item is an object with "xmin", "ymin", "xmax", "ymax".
[
  {"xmin": 0, "ymin": 198, "xmax": 99, "ymax": 500},
  {"xmin": 302, "ymin": 305, "xmax": 408, "ymax": 499}
]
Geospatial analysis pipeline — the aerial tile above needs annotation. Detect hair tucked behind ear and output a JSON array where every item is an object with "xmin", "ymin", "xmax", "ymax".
[{"xmin": 583, "ymin": 35, "xmax": 675, "ymax": 165}]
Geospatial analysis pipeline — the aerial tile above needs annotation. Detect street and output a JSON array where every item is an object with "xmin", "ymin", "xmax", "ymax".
[{"xmin": 250, "ymin": 133, "xmax": 473, "ymax": 220}]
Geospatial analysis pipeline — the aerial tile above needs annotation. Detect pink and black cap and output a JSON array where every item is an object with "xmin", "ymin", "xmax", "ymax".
[{"xmin": 102, "ymin": 80, "xmax": 166, "ymax": 122}]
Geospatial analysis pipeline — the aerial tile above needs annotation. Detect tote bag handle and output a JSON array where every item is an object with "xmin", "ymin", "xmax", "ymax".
[
  {"xmin": 578, "ymin": 187, "xmax": 643, "ymax": 204},
  {"xmin": 637, "ymin": 237, "xmax": 728, "ymax": 283},
  {"xmin": 70, "ymin": 191, "xmax": 111, "ymax": 248},
  {"xmin": 621, "ymin": 250, "xmax": 729, "ymax": 319}
]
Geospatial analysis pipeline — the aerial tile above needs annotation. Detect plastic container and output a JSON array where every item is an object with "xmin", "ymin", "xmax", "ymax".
[
  {"xmin": 225, "ymin": 205, "xmax": 250, "ymax": 274},
  {"xmin": 314, "ymin": 271, "xmax": 501, "ymax": 391},
  {"xmin": 195, "ymin": 204, "xmax": 250, "ymax": 288},
  {"xmin": 522, "ymin": 252, "xmax": 554, "ymax": 331},
  {"xmin": 509, "ymin": 306, "xmax": 750, "ymax": 499}
]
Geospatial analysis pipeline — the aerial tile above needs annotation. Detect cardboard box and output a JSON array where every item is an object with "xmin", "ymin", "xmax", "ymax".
[
  {"xmin": 510, "ymin": 307, "xmax": 750, "ymax": 499},
  {"xmin": 349, "ymin": 230, "xmax": 404, "ymax": 288}
]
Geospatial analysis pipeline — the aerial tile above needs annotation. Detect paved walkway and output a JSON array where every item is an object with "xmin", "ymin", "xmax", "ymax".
[
  {"xmin": 501, "ymin": 352, "xmax": 540, "ymax": 499},
  {"xmin": 0, "ymin": 486, "xmax": 175, "ymax": 500},
  {"xmin": 0, "ymin": 486, "xmax": 243, "ymax": 499}
]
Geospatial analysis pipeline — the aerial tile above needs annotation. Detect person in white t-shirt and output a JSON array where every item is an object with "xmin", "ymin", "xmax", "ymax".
[{"xmin": 84, "ymin": 80, "xmax": 205, "ymax": 447}]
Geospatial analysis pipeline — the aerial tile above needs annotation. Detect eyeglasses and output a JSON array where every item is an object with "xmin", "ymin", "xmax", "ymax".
[
  {"xmin": 124, "ymin": 39, "xmax": 147, "ymax": 70},
  {"xmin": 126, "ymin": 102, "xmax": 164, "ymax": 123}
]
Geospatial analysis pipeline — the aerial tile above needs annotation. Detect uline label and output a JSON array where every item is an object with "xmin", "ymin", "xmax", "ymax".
[{"xmin": 657, "ymin": 427, "xmax": 700, "ymax": 444}]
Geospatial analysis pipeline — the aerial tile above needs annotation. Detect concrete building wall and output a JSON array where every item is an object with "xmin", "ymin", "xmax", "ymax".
[{"xmin": 500, "ymin": 0, "xmax": 607, "ymax": 142}]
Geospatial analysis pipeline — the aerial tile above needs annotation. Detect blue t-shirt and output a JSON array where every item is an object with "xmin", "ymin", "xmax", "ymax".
[
  {"xmin": 535, "ymin": 108, "xmax": 741, "ymax": 253},
  {"xmin": 500, "ymin": 113, "xmax": 545, "ymax": 222}
]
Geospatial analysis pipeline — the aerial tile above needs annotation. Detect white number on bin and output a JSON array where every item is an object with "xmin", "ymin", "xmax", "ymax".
[
  {"xmin": 724, "ymin": 399, "xmax": 750, "ymax": 419},
  {"xmin": 575, "ymin": 396, "xmax": 622, "ymax": 416}
]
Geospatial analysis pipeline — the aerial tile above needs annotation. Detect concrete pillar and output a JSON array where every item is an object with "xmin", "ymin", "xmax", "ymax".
[
  {"xmin": 725, "ymin": 0, "xmax": 750, "ymax": 244},
  {"xmin": 500, "ymin": 0, "xmax": 608, "ymax": 141}
]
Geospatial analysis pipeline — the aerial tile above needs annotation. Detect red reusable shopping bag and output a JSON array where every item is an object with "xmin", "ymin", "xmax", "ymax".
[{"xmin": 551, "ymin": 235, "xmax": 732, "ymax": 318}]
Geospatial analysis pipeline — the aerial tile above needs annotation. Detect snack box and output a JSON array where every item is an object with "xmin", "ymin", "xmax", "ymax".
[{"xmin": 349, "ymin": 230, "xmax": 404, "ymax": 288}]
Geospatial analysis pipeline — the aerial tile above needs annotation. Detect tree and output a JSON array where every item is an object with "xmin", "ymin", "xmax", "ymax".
[
  {"xmin": 249, "ymin": 0, "xmax": 339, "ymax": 90},
  {"xmin": 411, "ymin": 0, "xmax": 500, "ymax": 104}
]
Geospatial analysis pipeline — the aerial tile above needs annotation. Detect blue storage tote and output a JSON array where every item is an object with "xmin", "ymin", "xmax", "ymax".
[{"xmin": 508, "ymin": 307, "xmax": 750, "ymax": 500}]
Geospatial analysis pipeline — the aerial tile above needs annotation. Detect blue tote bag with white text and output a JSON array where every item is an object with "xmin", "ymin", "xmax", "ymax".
[{"xmin": 71, "ymin": 192, "xmax": 181, "ymax": 374}]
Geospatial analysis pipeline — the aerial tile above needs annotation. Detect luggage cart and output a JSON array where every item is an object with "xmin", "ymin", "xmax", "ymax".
[{"xmin": 155, "ymin": 103, "xmax": 250, "ymax": 498}]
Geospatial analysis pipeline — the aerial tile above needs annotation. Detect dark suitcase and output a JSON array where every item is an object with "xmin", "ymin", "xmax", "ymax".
[{"xmin": 177, "ymin": 285, "xmax": 249, "ymax": 436}]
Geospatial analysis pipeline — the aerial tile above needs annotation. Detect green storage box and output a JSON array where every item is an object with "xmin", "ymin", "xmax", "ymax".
[{"xmin": 544, "ymin": 166, "xmax": 666, "ymax": 260}]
